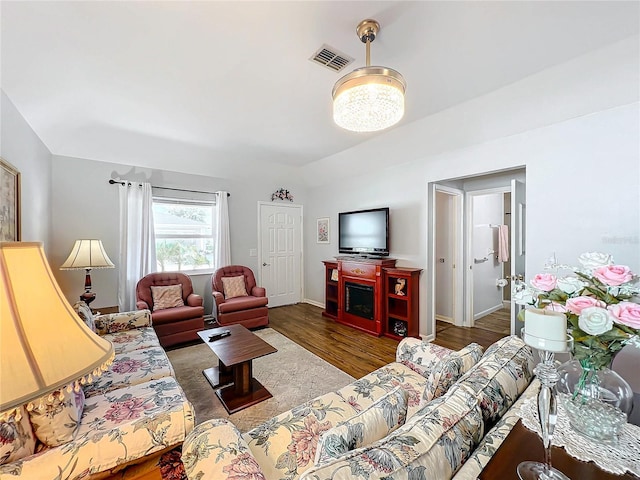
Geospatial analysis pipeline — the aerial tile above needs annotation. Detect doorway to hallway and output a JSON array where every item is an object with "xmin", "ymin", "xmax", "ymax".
[{"xmin": 428, "ymin": 168, "xmax": 526, "ymax": 339}]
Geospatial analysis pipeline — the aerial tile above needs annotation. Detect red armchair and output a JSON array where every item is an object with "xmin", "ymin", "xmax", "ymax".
[
  {"xmin": 136, "ymin": 272, "xmax": 205, "ymax": 348},
  {"xmin": 211, "ymin": 265, "xmax": 269, "ymax": 329}
]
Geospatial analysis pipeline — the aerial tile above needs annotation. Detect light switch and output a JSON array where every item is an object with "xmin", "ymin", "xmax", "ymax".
[{"xmin": 249, "ymin": 248, "xmax": 257, "ymax": 257}]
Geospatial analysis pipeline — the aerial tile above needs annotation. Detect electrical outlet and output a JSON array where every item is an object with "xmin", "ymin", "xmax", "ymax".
[{"xmin": 249, "ymin": 248, "xmax": 257, "ymax": 257}]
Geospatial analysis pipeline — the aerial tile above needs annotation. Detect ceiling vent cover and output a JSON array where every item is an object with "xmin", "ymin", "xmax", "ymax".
[{"xmin": 310, "ymin": 44, "xmax": 354, "ymax": 72}]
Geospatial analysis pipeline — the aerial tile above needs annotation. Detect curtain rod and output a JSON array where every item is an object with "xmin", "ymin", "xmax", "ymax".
[{"xmin": 108, "ymin": 179, "xmax": 230, "ymax": 196}]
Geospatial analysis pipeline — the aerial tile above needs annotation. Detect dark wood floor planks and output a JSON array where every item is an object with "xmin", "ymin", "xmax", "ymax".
[
  {"xmin": 474, "ymin": 307, "xmax": 512, "ymax": 335},
  {"xmin": 268, "ymin": 303, "xmax": 505, "ymax": 379},
  {"xmin": 267, "ymin": 303, "xmax": 398, "ymax": 379}
]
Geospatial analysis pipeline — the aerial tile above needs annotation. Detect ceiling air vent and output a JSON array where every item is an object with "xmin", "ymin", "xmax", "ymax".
[{"xmin": 310, "ymin": 44, "xmax": 354, "ymax": 72}]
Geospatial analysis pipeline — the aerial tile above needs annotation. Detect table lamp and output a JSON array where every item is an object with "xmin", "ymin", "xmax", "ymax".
[
  {"xmin": 60, "ymin": 239, "xmax": 114, "ymax": 305},
  {"xmin": 0, "ymin": 242, "xmax": 114, "ymax": 417},
  {"xmin": 518, "ymin": 308, "xmax": 571, "ymax": 480}
]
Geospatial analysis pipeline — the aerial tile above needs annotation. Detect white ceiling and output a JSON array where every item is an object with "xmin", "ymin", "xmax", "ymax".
[{"xmin": 2, "ymin": 1, "xmax": 639, "ymax": 171}]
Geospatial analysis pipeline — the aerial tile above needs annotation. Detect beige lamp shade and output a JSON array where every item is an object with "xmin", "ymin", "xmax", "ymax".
[
  {"xmin": 60, "ymin": 239, "xmax": 115, "ymax": 270},
  {"xmin": 0, "ymin": 242, "xmax": 114, "ymax": 413}
]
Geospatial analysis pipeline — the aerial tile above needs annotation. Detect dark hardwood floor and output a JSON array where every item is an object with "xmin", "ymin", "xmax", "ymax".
[
  {"xmin": 474, "ymin": 307, "xmax": 511, "ymax": 335},
  {"xmin": 268, "ymin": 303, "xmax": 506, "ymax": 379}
]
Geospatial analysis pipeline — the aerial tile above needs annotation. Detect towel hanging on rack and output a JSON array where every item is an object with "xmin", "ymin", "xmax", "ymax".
[{"xmin": 498, "ymin": 225, "xmax": 509, "ymax": 262}]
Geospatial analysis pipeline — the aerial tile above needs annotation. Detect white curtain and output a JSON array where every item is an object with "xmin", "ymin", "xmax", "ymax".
[
  {"xmin": 118, "ymin": 182, "xmax": 156, "ymax": 311},
  {"xmin": 214, "ymin": 191, "xmax": 231, "ymax": 269}
]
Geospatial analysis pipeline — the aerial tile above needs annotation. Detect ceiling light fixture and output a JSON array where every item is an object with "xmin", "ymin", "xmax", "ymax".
[{"xmin": 332, "ymin": 19, "xmax": 406, "ymax": 133}]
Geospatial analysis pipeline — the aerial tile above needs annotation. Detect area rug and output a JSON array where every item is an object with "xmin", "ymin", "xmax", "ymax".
[{"xmin": 166, "ymin": 328, "xmax": 355, "ymax": 432}]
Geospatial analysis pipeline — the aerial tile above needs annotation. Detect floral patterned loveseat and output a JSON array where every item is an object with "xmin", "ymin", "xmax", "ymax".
[
  {"xmin": 0, "ymin": 305, "xmax": 195, "ymax": 480},
  {"xmin": 181, "ymin": 335, "xmax": 537, "ymax": 480}
]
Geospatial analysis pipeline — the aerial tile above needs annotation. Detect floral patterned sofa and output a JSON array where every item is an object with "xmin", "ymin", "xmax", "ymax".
[
  {"xmin": 181, "ymin": 335, "xmax": 538, "ymax": 480},
  {"xmin": 0, "ymin": 305, "xmax": 195, "ymax": 480}
]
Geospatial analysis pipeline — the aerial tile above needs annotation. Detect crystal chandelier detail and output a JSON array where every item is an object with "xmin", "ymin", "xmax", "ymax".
[{"xmin": 332, "ymin": 19, "xmax": 406, "ymax": 133}]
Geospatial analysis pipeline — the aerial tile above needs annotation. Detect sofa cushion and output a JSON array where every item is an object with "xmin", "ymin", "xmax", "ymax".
[
  {"xmin": 102, "ymin": 326, "xmax": 160, "ymax": 355},
  {"xmin": 28, "ymin": 386, "xmax": 85, "ymax": 447},
  {"xmin": 448, "ymin": 335, "xmax": 534, "ymax": 430},
  {"xmin": 72, "ymin": 301, "xmax": 96, "ymax": 332},
  {"xmin": 315, "ymin": 386, "xmax": 409, "ymax": 466},
  {"xmin": 300, "ymin": 386, "xmax": 484, "ymax": 480},
  {"xmin": 453, "ymin": 380, "xmax": 539, "ymax": 480},
  {"xmin": 95, "ymin": 309, "xmax": 152, "ymax": 335},
  {"xmin": 244, "ymin": 392, "xmax": 358, "ymax": 480},
  {"xmin": 183, "ymin": 419, "xmax": 266, "ymax": 480},
  {"xmin": 221, "ymin": 275, "xmax": 249, "ymax": 299},
  {"xmin": 0, "ymin": 378, "xmax": 195, "ymax": 479},
  {"xmin": 218, "ymin": 295, "xmax": 269, "ymax": 313},
  {"xmin": 422, "ymin": 343, "xmax": 484, "ymax": 405},
  {"xmin": 151, "ymin": 284, "xmax": 185, "ymax": 311},
  {"xmin": 335, "ymin": 362, "xmax": 426, "ymax": 419},
  {"xmin": 83, "ymin": 346, "xmax": 174, "ymax": 398},
  {"xmin": 0, "ymin": 407, "xmax": 36, "ymax": 465},
  {"xmin": 395, "ymin": 338, "xmax": 452, "ymax": 377}
]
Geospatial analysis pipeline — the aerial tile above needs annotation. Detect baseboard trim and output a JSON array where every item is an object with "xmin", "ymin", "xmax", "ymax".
[
  {"xmin": 435, "ymin": 314, "xmax": 454, "ymax": 323},
  {"xmin": 420, "ymin": 332, "xmax": 435, "ymax": 342},
  {"xmin": 474, "ymin": 304, "xmax": 504, "ymax": 321},
  {"xmin": 304, "ymin": 299, "xmax": 324, "ymax": 309}
]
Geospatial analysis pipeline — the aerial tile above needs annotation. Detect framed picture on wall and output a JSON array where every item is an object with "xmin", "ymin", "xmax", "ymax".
[
  {"xmin": 317, "ymin": 217, "xmax": 329, "ymax": 244},
  {"xmin": 0, "ymin": 158, "xmax": 21, "ymax": 242}
]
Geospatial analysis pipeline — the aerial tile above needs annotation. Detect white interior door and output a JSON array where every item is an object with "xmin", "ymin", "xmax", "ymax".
[
  {"xmin": 434, "ymin": 185, "xmax": 465, "ymax": 326},
  {"xmin": 510, "ymin": 179, "xmax": 526, "ymax": 335},
  {"xmin": 258, "ymin": 202, "xmax": 303, "ymax": 308}
]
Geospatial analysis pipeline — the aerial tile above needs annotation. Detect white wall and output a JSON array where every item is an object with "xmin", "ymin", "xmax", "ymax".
[
  {"xmin": 304, "ymin": 38, "xmax": 639, "ymax": 339},
  {"xmin": 5, "ymin": 35, "xmax": 639, "ymax": 344},
  {"xmin": 51, "ymin": 155, "xmax": 307, "ymax": 312},
  {"xmin": 0, "ymin": 90, "xmax": 52, "ymax": 245}
]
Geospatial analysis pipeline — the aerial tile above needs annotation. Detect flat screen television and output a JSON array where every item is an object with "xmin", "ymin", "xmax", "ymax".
[{"xmin": 338, "ymin": 207, "xmax": 389, "ymax": 256}]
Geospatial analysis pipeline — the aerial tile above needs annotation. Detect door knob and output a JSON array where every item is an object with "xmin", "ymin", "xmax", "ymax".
[{"xmin": 262, "ymin": 262, "xmax": 270, "ymax": 266}]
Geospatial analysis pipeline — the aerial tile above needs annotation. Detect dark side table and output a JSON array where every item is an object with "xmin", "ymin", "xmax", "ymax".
[{"xmin": 479, "ymin": 420, "xmax": 638, "ymax": 479}]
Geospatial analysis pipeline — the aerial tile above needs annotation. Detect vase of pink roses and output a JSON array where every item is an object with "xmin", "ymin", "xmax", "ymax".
[{"xmin": 514, "ymin": 252, "xmax": 639, "ymax": 443}]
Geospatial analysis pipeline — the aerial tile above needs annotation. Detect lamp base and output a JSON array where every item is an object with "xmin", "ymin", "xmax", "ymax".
[
  {"xmin": 517, "ymin": 461, "xmax": 571, "ymax": 480},
  {"xmin": 80, "ymin": 292, "xmax": 96, "ymax": 305}
]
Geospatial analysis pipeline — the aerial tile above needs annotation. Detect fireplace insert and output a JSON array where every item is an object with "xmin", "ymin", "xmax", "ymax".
[{"xmin": 345, "ymin": 282, "xmax": 374, "ymax": 320}]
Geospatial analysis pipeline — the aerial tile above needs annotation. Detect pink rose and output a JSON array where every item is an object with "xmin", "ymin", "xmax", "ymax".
[
  {"xmin": 593, "ymin": 265, "xmax": 634, "ymax": 286},
  {"xmin": 531, "ymin": 273, "xmax": 557, "ymax": 292},
  {"xmin": 565, "ymin": 296, "xmax": 606, "ymax": 315},
  {"xmin": 608, "ymin": 302, "xmax": 640, "ymax": 329}
]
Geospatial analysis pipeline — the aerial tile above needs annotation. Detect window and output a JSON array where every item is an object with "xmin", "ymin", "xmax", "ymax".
[{"xmin": 152, "ymin": 197, "xmax": 216, "ymax": 273}]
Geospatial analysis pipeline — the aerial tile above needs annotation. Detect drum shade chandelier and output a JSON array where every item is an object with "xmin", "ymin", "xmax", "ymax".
[{"xmin": 332, "ymin": 19, "xmax": 406, "ymax": 133}]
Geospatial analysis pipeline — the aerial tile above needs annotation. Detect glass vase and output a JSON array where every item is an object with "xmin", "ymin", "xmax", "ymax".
[{"xmin": 557, "ymin": 359, "xmax": 633, "ymax": 443}]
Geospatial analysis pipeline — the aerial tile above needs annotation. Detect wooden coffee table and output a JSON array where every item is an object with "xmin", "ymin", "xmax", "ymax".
[{"xmin": 197, "ymin": 325, "xmax": 277, "ymax": 414}]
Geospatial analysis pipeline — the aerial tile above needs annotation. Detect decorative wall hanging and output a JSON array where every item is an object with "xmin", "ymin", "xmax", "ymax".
[
  {"xmin": 317, "ymin": 217, "xmax": 330, "ymax": 243},
  {"xmin": 271, "ymin": 188, "xmax": 293, "ymax": 202},
  {"xmin": 0, "ymin": 158, "xmax": 21, "ymax": 241}
]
